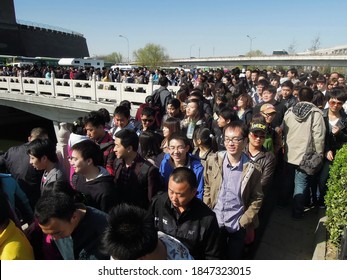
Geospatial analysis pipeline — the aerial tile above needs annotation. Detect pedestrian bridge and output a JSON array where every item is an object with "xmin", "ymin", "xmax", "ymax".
[
  {"xmin": 168, "ymin": 54, "xmax": 347, "ymax": 68},
  {"xmin": 0, "ymin": 75, "xmax": 180, "ymax": 124}
]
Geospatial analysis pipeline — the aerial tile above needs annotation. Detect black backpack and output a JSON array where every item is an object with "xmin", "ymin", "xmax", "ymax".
[{"xmin": 152, "ymin": 88, "xmax": 163, "ymax": 109}]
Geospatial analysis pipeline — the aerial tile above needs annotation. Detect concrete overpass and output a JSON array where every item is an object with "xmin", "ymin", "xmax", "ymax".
[{"xmin": 166, "ymin": 55, "xmax": 347, "ymax": 68}]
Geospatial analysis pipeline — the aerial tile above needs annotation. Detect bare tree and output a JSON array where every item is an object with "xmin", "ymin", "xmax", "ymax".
[
  {"xmin": 288, "ymin": 39, "xmax": 297, "ymax": 54},
  {"xmin": 309, "ymin": 35, "xmax": 321, "ymax": 53}
]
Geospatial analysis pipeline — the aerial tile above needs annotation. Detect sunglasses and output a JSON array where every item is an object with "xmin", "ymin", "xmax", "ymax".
[
  {"xmin": 329, "ymin": 100, "xmax": 343, "ymax": 106},
  {"xmin": 250, "ymin": 132, "xmax": 266, "ymax": 139},
  {"xmin": 262, "ymin": 112, "xmax": 276, "ymax": 117}
]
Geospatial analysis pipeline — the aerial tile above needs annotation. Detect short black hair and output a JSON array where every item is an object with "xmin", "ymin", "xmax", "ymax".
[
  {"xmin": 169, "ymin": 167, "xmax": 197, "ymax": 190},
  {"xmin": 113, "ymin": 105, "xmax": 130, "ymax": 119},
  {"xmin": 101, "ymin": 203, "xmax": 158, "ymax": 259},
  {"xmin": 71, "ymin": 140, "xmax": 103, "ymax": 166},
  {"xmin": 35, "ymin": 192, "xmax": 77, "ymax": 225},
  {"xmin": 298, "ymin": 86, "xmax": 314, "ymax": 102},
  {"xmin": 83, "ymin": 111, "xmax": 105, "ymax": 127},
  {"xmin": 167, "ymin": 98, "xmax": 181, "ymax": 109},
  {"xmin": 159, "ymin": 76, "xmax": 169, "ymax": 87},
  {"xmin": 329, "ymin": 87, "xmax": 347, "ymax": 103},
  {"xmin": 168, "ymin": 131, "xmax": 190, "ymax": 147},
  {"xmin": 141, "ymin": 106, "xmax": 155, "ymax": 117},
  {"xmin": 281, "ymin": 80, "xmax": 294, "ymax": 90},
  {"xmin": 114, "ymin": 129, "xmax": 139, "ymax": 151},
  {"xmin": 223, "ymin": 120, "xmax": 249, "ymax": 139},
  {"xmin": 98, "ymin": 108, "xmax": 111, "ymax": 124},
  {"xmin": 27, "ymin": 138, "xmax": 58, "ymax": 163}
]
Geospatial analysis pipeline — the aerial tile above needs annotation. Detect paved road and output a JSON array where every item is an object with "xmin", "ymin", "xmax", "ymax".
[{"xmin": 254, "ymin": 205, "xmax": 326, "ymax": 260}]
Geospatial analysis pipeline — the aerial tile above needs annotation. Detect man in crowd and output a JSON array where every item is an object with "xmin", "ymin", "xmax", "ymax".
[
  {"xmin": 204, "ymin": 121, "xmax": 263, "ymax": 259},
  {"xmin": 282, "ymin": 87, "xmax": 325, "ymax": 219},
  {"xmin": 151, "ymin": 167, "xmax": 222, "ymax": 260}
]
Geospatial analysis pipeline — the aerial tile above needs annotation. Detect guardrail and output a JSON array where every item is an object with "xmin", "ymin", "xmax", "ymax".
[{"xmin": 0, "ymin": 74, "xmax": 180, "ymax": 105}]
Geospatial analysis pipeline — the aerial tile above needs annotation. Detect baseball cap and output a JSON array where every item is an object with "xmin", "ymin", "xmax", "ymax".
[
  {"xmin": 249, "ymin": 122, "xmax": 267, "ymax": 133},
  {"xmin": 260, "ymin": 103, "xmax": 276, "ymax": 114}
]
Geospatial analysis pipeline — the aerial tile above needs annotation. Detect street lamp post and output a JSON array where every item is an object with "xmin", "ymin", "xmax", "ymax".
[
  {"xmin": 119, "ymin": 35, "xmax": 129, "ymax": 64},
  {"xmin": 246, "ymin": 35, "xmax": 256, "ymax": 52}
]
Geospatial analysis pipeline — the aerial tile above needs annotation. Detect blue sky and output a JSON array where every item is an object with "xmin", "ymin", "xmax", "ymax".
[{"xmin": 13, "ymin": 0, "xmax": 347, "ymax": 59}]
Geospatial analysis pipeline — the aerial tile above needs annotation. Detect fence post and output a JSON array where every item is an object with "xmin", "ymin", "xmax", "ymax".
[
  {"xmin": 18, "ymin": 70, "xmax": 24, "ymax": 94},
  {"xmin": 91, "ymin": 72, "xmax": 97, "ymax": 103},
  {"xmin": 51, "ymin": 71, "xmax": 56, "ymax": 97},
  {"xmin": 148, "ymin": 74, "xmax": 153, "ymax": 95}
]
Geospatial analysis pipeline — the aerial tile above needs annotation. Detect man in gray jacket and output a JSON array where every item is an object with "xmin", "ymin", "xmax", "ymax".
[{"xmin": 283, "ymin": 86, "xmax": 326, "ymax": 219}]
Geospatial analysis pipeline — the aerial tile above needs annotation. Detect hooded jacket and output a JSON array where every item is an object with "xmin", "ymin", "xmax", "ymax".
[
  {"xmin": 283, "ymin": 101, "xmax": 326, "ymax": 165},
  {"xmin": 73, "ymin": 167, "xmax": 116, "ymax": 213}
]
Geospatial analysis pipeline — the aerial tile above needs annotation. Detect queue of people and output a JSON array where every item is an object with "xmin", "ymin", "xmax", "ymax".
[{"xmin": 1, "ymin": 66, "xmax": 347, "ymax": 260}]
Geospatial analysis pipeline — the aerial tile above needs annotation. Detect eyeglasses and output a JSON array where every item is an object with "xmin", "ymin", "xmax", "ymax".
[
  {"xmin": 250, "ymin": 132, "xmax": 266, "ymax": 139},
  {"xmin": 329, "ymin": 100, "xmax": 343, "ymax": 106},
  {"xmin": 224, "ymin": 137, "xmax": 244, "ymax": 144},
  {"xmin": 141, "ymin": 118, "xmax": 155, "ymax": 123}
]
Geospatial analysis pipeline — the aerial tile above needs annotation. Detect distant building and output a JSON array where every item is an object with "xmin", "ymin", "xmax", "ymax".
[{"xmin": 0, "ymin": 0, "xmax": 89, "ymax": 58}]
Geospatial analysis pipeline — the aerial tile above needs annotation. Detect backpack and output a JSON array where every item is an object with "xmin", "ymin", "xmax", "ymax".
[{"xmin": 152, "ymin": 88, "xmax": 163, "ymax": 109}]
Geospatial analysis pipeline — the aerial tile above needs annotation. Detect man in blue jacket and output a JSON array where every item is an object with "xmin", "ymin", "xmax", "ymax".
[{"xmin": 159, "ymin": 132, "xmax": 204, "ymax": 200}]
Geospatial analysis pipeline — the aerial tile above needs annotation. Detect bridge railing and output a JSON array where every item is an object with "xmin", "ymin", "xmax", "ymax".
[{"xmin": 0, "ymin": 74, "xmax": 180, "ymax": 105}]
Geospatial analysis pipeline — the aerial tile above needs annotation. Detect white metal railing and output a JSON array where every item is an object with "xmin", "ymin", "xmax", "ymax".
[{"xmin": 0, "ymin": 74, "xmax": 180, "ymax": 105}]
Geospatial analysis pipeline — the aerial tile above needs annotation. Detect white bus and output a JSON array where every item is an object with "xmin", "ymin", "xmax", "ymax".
[
  {"xmin": 110, "ymin": 64, "xmax": 139, "ymax": 71},
  {"xmin": 58, "ymin": 58, "xmax": 104, "ymax": 69}
]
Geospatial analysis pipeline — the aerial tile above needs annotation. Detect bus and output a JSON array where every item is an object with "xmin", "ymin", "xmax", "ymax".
[
  {"xmin": 58, "ymin": 58, "xmax": 104, "ymax": 69},
  {"xmin": 0, "ymin": 55, "xmax": 60, "ymax": 67}
]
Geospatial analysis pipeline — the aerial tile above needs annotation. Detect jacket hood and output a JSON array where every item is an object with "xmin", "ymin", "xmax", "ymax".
[{"xmin": 291, "ymin": 102, "xmax": 314, "ymax": 122}]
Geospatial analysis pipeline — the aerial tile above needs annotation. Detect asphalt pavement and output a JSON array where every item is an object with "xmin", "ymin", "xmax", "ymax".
[{"xmin": 253, "ymin": 204, "xmax": 326, "ymax": 260}]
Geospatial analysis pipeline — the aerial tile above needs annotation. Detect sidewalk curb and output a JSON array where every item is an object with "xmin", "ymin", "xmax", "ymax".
[{"xmin": 312, "ymin": 216, "xmax": 327, "ymax": 260}]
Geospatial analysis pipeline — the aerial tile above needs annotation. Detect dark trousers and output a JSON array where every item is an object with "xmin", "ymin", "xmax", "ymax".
[{"xmin": 220, "ymin": 227, "xmax": 246, "ymax": 260}]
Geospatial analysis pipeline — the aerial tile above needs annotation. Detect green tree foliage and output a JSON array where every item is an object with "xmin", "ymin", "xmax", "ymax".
[
  {"xmin": 325, "ymin": 144, "xmax": 347, "ymax": 246},
  {"xmin": 132, "ymin": 43, "xmax": 169, "ymax": 69},
  {"xmin": 98, "ymin": 52, "xmax": 124, "ymax": 64},
  {"xmin": 245, "ymin": 50, "xmax": 266, "ymax": 57}
]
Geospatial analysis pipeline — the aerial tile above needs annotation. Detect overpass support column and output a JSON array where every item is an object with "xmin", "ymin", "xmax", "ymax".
[{"xmin": 54, "ymin": 121, "xmax": 71, "ymax": 178}]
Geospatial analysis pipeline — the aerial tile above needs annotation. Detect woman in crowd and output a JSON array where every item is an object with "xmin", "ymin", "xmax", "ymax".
[
  {"xmin": 236, "ymin": 93, "xmax": 253, "ymax": 126},
  {"xmin": 139, "ymin": 131, "xmax": 163, "ymax": 168},
  {"xmin": 181, "ymin": 99, "xmax": 207, "ymax": 141},
  {"xmin": 192, "ymin": 127, "xmax": 216, "ymax": 169}
]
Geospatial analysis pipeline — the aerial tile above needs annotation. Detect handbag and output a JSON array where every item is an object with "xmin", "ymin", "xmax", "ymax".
[{"xmin": 298, "ymin": 113, "xmax": 323, "ymax": 175}]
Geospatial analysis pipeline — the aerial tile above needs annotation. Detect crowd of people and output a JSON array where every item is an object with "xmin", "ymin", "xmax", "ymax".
[{"xmin": 1, "ymin": 65, "xmax": 347, "ymax": 260}]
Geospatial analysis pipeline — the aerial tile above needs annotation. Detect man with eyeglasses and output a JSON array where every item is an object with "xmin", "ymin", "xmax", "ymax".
[
  {"xmin": 159, "ymin": 132, "xmax": 204, "ymax": 200},
  {"xmin": 204, "ymin": 121, "xmax": 263, "ymax": 259},
  {"xmin": 282, "ymin": 87, "xmax": 325, "ymax": 219}
]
